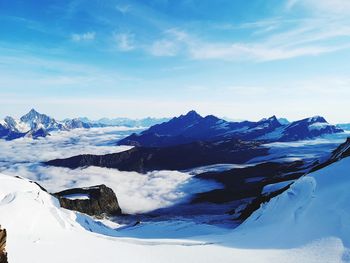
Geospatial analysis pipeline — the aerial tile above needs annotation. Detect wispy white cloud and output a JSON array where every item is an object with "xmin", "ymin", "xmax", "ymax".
[
  {"xmin": 71, "ymin": 32, "xmax": 96, "ymax": 42},
  {"xmin": 190, "ymin": 42, "xmax": 350, "ymax": 61},
  {"xmin": 148, "ymin": 14, "xmax": 350, "ymax": 61},
  {"xmin": 116, "ymin": 4, "xmax": 131, "ymax": 14},
  {"xmin": 149, "ymin": 39, "xmax": 179, "ymax": 56},
  {"xmin": 114, "ymin": 33, "xmax": 135, "ymax": 51},
  {"xmin": 148, "ymin": 28, "xmax": 190, "ymax": 57},
  {"xmin": 287, "ymin": 0, "xmax": 350, "ymax": 14}
]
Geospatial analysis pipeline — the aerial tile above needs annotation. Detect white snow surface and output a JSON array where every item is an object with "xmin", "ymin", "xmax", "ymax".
[
  {"xmin": 1, "ymin": 156, "xmax": 350, "ymax": 262},
  {"xmin": 227, "ymin": 157, "xmax": 350, "ymax": 262}
]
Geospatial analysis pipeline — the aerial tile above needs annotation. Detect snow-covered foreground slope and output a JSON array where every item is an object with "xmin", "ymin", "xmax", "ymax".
[
  {"xmin": 228, "ymin": 157, "xmax": 350, "ymax": 261},
  {"xmin": 1, "ymin": 153, "xmax": 350, "ymax": 263}
]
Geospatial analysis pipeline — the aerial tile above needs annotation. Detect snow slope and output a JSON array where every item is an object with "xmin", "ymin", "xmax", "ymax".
[
  {"xmin": 1, "ymin": 153, "xmax": 350, "ymax": 263},
  {"xmin": 227, "ymin": 157, "xmax": 350, "ymax": 261}
]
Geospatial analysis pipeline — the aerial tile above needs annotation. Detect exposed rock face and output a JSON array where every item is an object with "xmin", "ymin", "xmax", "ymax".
[
  {"xmin": 193, "ymin": 161, "xmax": 305, "ymax": 204},
  {"xmin": 310, "ymin": 137, "xmax": 350, "ymax": 172},
  {"xmin": 55, "ymin": 185, "xmax": 122, "ymax": 217},
  {"xmin": 0, "ymin": 227, "xmax": 7, "ymax": 263},
  {"xmin": 46, "ymin": 139, "xmax": 268, "ymax": 173}
]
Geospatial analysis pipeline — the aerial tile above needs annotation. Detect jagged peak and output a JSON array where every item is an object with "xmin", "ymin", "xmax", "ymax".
[
  {"xmin": 185, "ymin": 110, "xmax": 201, "ymax": 117},
  {"xmin": 29, "ymin": 108, "xmax": 39, "ymax": 114},
  {"xmin": 178, "ymin": 110, "xmax": 203, "ymax": 120},
  {"xmin": 308, "ymin": 116, "xmax": 327, "ymax": 123},
  {"xmin": 259, "ymin": 115, "xmax": 278, "ymax": 123},
  {"xmin": 20, "ymin": 108, "xmax": 43, "ymax": 120}
]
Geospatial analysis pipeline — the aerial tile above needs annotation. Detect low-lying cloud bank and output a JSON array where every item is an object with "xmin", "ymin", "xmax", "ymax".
[{"xmin": 0, "ymin": 127, "xmax": 221, "ymax": 214}]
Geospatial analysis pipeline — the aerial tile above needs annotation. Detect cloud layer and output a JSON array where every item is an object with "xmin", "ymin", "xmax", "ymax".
[{"xmin": 0, "ymin": 127, "xmax": 221, "ymax": 214}]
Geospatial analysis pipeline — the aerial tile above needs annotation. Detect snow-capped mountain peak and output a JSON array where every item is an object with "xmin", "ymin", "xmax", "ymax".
[
  {"xmin": 307, "ymin": 115, "xmax": 327, "ymax": 123},
  {"xmin": 3, "ymin": 116, "xmax": 29, "ymax": 133},
  {"xmin": 20, "ymin": 108, "xmax": 58, "ymax": 130}
]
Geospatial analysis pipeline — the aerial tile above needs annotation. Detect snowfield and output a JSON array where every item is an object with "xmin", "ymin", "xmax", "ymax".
[{"xmin": 1, "ymin": 155, "xmax": 350, "ymax": 262}]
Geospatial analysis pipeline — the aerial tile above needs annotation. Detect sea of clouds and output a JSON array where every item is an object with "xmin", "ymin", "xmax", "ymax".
[{"xmin": 0, "ymin": 127, "xmax": 221, "ymax": 214}]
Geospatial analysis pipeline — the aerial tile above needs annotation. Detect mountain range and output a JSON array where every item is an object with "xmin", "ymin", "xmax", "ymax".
[
  {"xmin": 0, "ymin": 109, "xmax": 169, "ymax": 140},
  {"xmin": 76, "ymin": 117, "xmax": 171, "ymax": 128},
  {"xmin": 0, "ymin": 109, "xmax": 64, "ymax": 140},
  {"xmin": 119, "ymin": 110, "xmax": 343, "ymax": 147},
  {"xmin": 0, "ymin": 109, "xmax": 345, "ymax": 142}
]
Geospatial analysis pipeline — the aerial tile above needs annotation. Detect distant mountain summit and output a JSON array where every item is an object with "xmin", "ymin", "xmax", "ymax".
[
  {"xmin": 278, "ymin": 116, "xmax": 343, "ymax": 141},
  {"xmin": 76, "ymin": 116, "xmax": 171, "ymax": 128},
  {"xmin": 0, "ymin": 109, "xmax": 171, "ymax": 140},
  {"xmin": 64, "ymin": 118, "xmax": 92, "ymax": 129},
  {"xmin": 119, "ymin": 111, "xmax": 343, "ymax": 147},
  {"xmin": 0, "ymin": 109, "xmax": 66, "ymax": 140},
  {"xmin": 20, "ymin": 109, "xmax": 66, "ymax": 132}
]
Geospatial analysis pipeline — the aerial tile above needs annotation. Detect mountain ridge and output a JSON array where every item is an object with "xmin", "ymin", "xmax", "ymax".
[
  {"xmin": 0, "ymin": 109, "xmax": 169, "ymax": 140},
  {"xmin": 119, "ymin": 110, "xmax": 343, "ymax": 147}
]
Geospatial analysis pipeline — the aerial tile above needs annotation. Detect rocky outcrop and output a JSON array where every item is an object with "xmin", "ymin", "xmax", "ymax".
[
  {"xmin": 0, "ymin": 227, "xmax": 7, "ymax": 263},
  {"xmin": 55, "ymin": 185, "xmax": 122, "ymax": 217},
  {"xmin": 310, "ymin": 137, "xmax": 350, "ymax": 172}
]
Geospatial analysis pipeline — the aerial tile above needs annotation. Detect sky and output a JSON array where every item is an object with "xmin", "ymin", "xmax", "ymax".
[{"xmin": 0, "ymin": 0, "xmax": 350, "ymax": 123}]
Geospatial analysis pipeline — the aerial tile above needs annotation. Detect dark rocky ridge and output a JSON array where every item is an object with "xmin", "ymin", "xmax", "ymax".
[
  {"xmin": 191, "ymin": 137, "xmax": 350, "ymax": 222},
  {"xmin": 186, "ymin": 160, "xmax": 308, "ymax": 222},
  {"xmin": 55, "ymin": 185, "xmax": 122, "ymax": 217},
  {"xmin": 118, "ymin": 111, "xmax": 283, "ymax": 147},
  {"xmin": 46, "ymin": 139, "xmax": 269, "ymax": 173},
  {"xmin": 0, "ymin": 227, "xmax": 7, "ymax": 263},
  {"xmin": 118, "ymin": 111, "xmax": 343, "ymax": 148},
  {"xmin": 193, "ymin": 161, "xmax": 306, "ymax": 204},
  {"xmin": 310, "ymin": 137, "xmax": 350, "ymax": 172}
]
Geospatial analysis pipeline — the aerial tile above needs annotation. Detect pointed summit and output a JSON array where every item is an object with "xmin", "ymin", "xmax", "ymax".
[
  {"xmin": 183, "ymin": 110, "xmax": 202, "ymax": 118},
  {"xmin": 20, "ymin": 108, "xmax": 42, "ymax": 123},
  {"xmin": 19, "ymin": 109, "xmax": 62, "ymax": 131},
  {"xmin": 267, "ymin": 115, "xmax": 282, "ymax": 125},
  {"xmin": 308, "ymin": 116, "xmax": 327, "ymax": 123},
  {"xmin": 268, "ymin": 115, "xmax": 278, "ymax": 121},
  {"xmin": 29, "ymin": 108, "xmax": 39, "ymax": 114}
]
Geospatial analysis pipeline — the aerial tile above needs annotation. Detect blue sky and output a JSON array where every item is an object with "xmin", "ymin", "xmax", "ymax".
[{"xmin": 0, "ymin": 0, "xmax": 350, "ymax": 122}]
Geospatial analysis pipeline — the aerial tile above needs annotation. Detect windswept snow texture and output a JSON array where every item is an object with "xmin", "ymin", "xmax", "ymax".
[
  {"xmin": 1, "ymin": 154, "xmax": 349, "ymax": 263},
  {"xmin": 225, "ymin": 156, "xmax": 350, "ymax": 262},
  {"xmin": 0, "ymin": 127, "xmax": 221, "ymax": 214}
]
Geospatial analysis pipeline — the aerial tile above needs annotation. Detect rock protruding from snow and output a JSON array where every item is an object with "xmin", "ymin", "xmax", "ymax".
[
  {"xmin": 330, "ymin": 137, "xmax": 350, "ymax": 161},
  {"xmin": 0, "ymin": 227, "xmax": 7, "ymax": 263},
  {"xmin": 311, "ymin": 137, "xmax": 350, "ymax": 172},
  {"xmin": 55, "ymin": 185, "xmax": 122, "ymax": 217}
]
